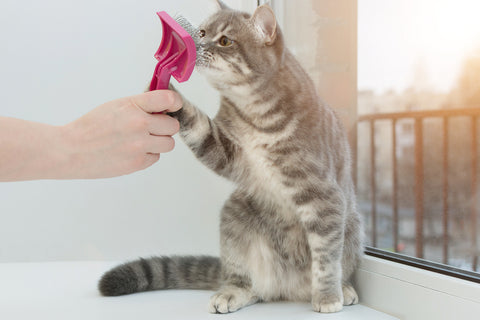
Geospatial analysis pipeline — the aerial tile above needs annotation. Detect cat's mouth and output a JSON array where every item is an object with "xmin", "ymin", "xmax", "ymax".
[{"xmin": 196, "ymin": 46, "xmax": 214, "ymax": 68}]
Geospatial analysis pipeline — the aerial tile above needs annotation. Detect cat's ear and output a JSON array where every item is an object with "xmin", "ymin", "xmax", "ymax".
[
  {"xmin": 251, "ymin": 5, "xmax": 277, "ymax": 45},
  {"xmin": 214, "ymin": 0, "xmax": 231, "ymax": 10}
]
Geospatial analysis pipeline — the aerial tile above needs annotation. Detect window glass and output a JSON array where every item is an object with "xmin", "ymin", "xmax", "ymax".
[{"xmin": 358, "ymin": 0, "xmax": 480, "ymax": 272}]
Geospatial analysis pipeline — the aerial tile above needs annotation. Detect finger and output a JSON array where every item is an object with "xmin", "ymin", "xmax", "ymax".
[
  {"xmin": 141, "ymin": 153, "xmax": 161, "ymax": 170},
  {"xmin": 130, "ymin": 90, "xmax": 182, "ymax": 114},
  {"xmin": 147, "ymin": 136, "xmax": 176, "ymax": 154},
  {"xmin": 147, "ymin": 114, "xmax": 180, "ymax": 136}
]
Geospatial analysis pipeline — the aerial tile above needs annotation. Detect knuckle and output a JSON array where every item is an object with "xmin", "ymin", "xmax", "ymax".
[
  {"xmin": 127, "ymin": 113, "xmax": 148, "ymax": 132},
  {"xmin": 172, "ymin": 118, "xmax": 180, "ymax": 133},
  {"xmin": 164, "ymin": 90, "xmax": 176, "ymax": 107},
  {"xmin": 126, "ymin": 97, "xmax": 137, "ymax": 109},
  {"xmin": 164, "ymin": 137, "xmax": 175, "ymax": 152},
  {"xmin": 134, "ymin": 116, "xmax": 149, "ymax": 130},
  {"xmin": 165, "ymin": 90, "xmax": 181, "ymax": 110},
  {"xmin": 130, "ymin": 139, "xmax": 147, "ymax": 153}
]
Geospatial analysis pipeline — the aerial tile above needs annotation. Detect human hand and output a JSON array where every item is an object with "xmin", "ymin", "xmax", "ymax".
[{"xmin": 60, "ymin": 90, "xmax": 182, "ymax": 179}]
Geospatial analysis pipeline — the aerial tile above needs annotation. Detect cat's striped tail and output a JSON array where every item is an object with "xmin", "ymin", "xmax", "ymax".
[{"xmin": 98, "ymin": 256, "xmax": 221, "ymax": 296}]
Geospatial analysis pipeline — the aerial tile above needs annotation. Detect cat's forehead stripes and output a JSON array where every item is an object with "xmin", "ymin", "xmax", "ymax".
[
  {"xmin": 211, "ymin": 23, "xmax": 234, "ymax": 40},
  {"xmin": 212, "ymin": 33, "xmax": 224, "ymax": 42},
  {"xmin": 209, "ymin": 23, "xmax": 235, "ymax": 42},
  {"xmin": 215, "ymin": 22, "xmax": 228, "ymax": 33},
  {"xmin": 204, "ymin": 16, "xmax": 228, "ymax": 32},
  {"xmin": 216, "ymin": 22, "xmax": 228, "ymax": 34},
  {"xmin": 204, "ymin": 11, "xmax": 251, "ymax": 36}
]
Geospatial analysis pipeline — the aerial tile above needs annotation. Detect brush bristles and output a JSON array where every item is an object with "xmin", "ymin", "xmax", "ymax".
[{"xmin": 175, "ymin": 15, "xmax": 200, "ymax": 47}]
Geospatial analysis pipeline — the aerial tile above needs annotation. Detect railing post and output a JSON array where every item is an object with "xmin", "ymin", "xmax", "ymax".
[
  {"xmin": 442, "ymin": 117, "xmax": 449, "ymax": 264},
  {"xmin": 415, "ymin": 118, "xmax": 424, "ymax": 259},
  {"xmin": 370, "ymin": 119, "xmax": 377, "ymax": 247},
  {"xmin": 392, "ymin": 119, "xmax": 399, "ymax": 252},
  {"xmin": 471, "ymin": 116, "xmax": 478, "ymax": 271}
]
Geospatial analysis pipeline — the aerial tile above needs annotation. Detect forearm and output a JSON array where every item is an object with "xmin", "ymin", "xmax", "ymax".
[{"xmin": 0, "ymin": 117, "xmax": 72, "ymax": 181}]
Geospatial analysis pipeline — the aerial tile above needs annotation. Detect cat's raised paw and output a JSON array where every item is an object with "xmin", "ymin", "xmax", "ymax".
[{"xmin": 312, "ymin": 292, "xmax": 344, "ymax": 313}]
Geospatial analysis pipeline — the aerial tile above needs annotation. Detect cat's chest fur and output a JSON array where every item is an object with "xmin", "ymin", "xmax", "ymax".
[
  {"xmin": 238, "ymin": 131, "xmax": 297, "ymax": 216},
  {"xmin": 218, "ymin": 94, "xmax": 303, "ymax": 218}
]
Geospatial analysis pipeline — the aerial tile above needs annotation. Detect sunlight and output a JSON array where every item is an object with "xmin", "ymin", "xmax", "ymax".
[{"xmin": 359, "ymin": 0, "xmax": 480, "ymax": 93}]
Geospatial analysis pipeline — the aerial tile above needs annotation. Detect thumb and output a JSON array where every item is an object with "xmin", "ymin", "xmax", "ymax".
[{"xmin": 130, "ymin": 90, "xmax": 182, "ymax": 114}]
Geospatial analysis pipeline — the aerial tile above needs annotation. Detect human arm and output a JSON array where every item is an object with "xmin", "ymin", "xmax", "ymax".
[{"xmin": 0, "ymin": 90, "xmax": 181, "ymax": 181}]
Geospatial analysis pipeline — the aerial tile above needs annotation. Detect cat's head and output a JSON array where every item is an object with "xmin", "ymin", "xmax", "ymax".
[{"xmin": 195, "ymin": 2, "xmax": 284, "ymax": 91}]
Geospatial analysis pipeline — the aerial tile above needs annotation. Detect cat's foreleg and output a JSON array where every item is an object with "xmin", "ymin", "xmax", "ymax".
[
  {"xmin": 208, "ymin": 274, "xmax": 259, "ymax": 314},
  {"xmin": 296, "ymin": 185, "xmax": 346, "ymax": 313},
  {"xmin": 168, "ymin": 96, "xmax": 238, "ymax": 179}
]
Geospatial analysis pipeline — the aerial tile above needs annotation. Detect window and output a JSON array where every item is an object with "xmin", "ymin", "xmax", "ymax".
[
  {"xmin": 357, "ymin": 0, "xmax": 480, "ymax": 276},
  {"xmin": 271, "ymin": 0, "xmax": 480, "ymax": 279}
]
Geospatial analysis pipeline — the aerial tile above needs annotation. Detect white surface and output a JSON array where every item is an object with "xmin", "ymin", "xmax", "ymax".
[
  {"xmin": 356, "ymin": 255, "xmax": 480, "ymax": 320},
  {"xmin": 0, "ymin": 261, "xmax": 397, "ymax": 320},
  {"xmin": 0, "ymin": 0, "xmax": 256, "ymax": 262}
]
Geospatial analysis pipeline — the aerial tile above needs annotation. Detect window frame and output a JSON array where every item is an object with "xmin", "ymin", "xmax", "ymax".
[
  {"xmin": 356, "ymin": 251, "xmax": 480, "ymax": 318},
  {"xmin": 365, "ymin": 246, "xmax": 480, "ymax": 284}
]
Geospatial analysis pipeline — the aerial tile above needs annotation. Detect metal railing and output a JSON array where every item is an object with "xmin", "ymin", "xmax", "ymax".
[{"xmin": 357, "ymin": 108, "xmax": 480, "ymax": 270}]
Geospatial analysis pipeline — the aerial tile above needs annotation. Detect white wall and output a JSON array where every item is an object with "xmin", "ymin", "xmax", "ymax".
[
  {"xmin": 0, "ymin": 0, "xmax": 257, "ymax": 262},
  {"xmin": 273, "ymin": 0, "xmax": 358, "ymax": 140}
]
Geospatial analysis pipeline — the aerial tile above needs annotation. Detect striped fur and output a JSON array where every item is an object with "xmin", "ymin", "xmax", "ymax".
[
  {"xmin": 99, "ymin": 256, "xmax": 221, "ymax": 296},
  {"xmin": 99, "ymin": 3, "xmax": 363, "ymax": 314}
]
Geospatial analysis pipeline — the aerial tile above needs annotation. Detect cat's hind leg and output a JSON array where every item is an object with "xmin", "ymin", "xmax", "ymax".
[{"xmin": 342, "ymin": 283, "xmax": 359, "ymax": 306}]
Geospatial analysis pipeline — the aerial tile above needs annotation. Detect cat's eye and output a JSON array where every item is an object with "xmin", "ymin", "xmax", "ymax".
[
  {"xmin": 199, "ymin": 29, "xmax": 206, "ymax": 38},
  {"xmin": 218, "ymin": 36, "xmax": 234, "ymax": 47}
]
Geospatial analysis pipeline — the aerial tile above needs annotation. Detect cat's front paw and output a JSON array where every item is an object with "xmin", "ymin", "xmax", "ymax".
[
  {"xmin": 208, "ymin": 288, "xmax": 257, "ymax": 314},
  {"xmin": 312, "ymin": 291, "xmax": 344, "ymax": 313},
  {"xmin": 209, "ymin": 292, "xmax": 239, "ymax": 314}
]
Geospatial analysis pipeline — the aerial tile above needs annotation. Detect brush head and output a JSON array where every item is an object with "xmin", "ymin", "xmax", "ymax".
[
  {"xmin": 174, "ymin": 15, "xmax": 201, "ymax": 48},
  {"xmin": 149, "ymin": 12, "xmax": 197, "ymax": 90}
]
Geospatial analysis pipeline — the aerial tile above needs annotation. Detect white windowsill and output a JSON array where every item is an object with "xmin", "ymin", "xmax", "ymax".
[
  {"xmin": 0, "ymin": 261, "xmax": 396, "ymax": 320},
  {"xmin": 355, "ymin": 255, "xmax": 480, "ymax": 319},
  {"xmin": 3, "ymin": 257, "xmax": 478, "ymax": 319}
]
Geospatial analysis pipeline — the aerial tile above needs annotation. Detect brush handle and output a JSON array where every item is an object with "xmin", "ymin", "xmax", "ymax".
[{"xmin": 149, "ymin": 62, "xmax": 172, "ymax": 90}]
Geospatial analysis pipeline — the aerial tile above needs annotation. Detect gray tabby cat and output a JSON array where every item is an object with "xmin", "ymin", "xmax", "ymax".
[{"xmin": 99, "ymin": 2, "xmax": 363, "ymax": 314}]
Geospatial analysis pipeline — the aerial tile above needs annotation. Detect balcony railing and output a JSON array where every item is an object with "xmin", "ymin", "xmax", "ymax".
[{"xmin": 357, "ymin": 108, "xmax": 480, "ymax": 271}]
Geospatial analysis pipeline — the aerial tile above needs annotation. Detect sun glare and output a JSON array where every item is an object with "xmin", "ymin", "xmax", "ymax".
[{"xmin": 359, "ymin": 0, "xmax": 480, "ymax": 94}]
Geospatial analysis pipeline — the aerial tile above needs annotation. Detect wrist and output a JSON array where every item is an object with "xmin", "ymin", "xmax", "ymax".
[
  {"xmin": 53, "ymin": 123, "xmax": 83, "ymax": 179},
  {"xmin": 34, "ymin": 124, "xmax": 74, "ymax": 180}
]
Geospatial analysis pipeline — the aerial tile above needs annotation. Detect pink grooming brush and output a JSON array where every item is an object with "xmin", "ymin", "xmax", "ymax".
[{"xmin": 149, "ymin": 12, "xmax": 197, "ymax": 91}]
